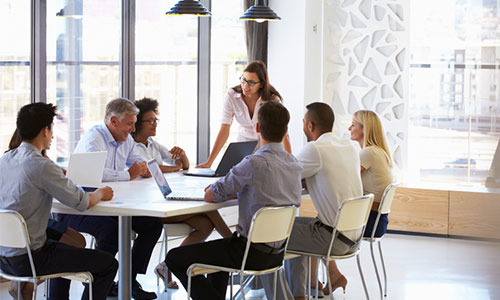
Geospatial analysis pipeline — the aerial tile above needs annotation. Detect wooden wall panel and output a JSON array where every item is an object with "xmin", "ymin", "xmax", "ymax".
[
  {"xmin": 388, "ymin": 187, "xmax": 449, "ymax": 235},
  {"xmin": 299, "ymin": 197, "xmax": 317, "ymax": 218},
  {"xmin": 449, "ymin": 191, "xmax": 500, "ymax": 239}
]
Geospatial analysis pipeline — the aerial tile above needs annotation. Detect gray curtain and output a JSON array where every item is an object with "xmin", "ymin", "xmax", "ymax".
[{"xmin": 244, "ymin": 0, "xmax": 268, "ymax": 65}]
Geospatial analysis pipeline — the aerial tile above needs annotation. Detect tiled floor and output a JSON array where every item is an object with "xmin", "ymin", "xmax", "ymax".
[{"xmin": 1, "ymin": 233, "xmax": 499, "ymax": 299}]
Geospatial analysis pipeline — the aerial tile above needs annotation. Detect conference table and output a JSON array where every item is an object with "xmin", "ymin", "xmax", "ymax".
[{"xmin": 52, "ymin": 172, "xmax": 237, "ymax": 300}]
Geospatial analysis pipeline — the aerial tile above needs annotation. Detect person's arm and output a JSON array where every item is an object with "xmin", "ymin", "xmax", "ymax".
[
  {"xmin": 296, "ymin": 142, "xmax": 322, "ymax": 179},
  {"xmin": 87, "ymin": 186, "xmax": 114, "ymax": 208},
  {"xmin": 197, "ymin": 123, "xmax": 231, "ymax": 168},
  {"xmin": 169, "ymin": 146, "xmax": 190, "ymax": 170},
  {"xmin": 283, "ymin": 133, "xmax": 292, "ymax": 153},
  {"xmin": 204, "ymin": 156, "xmax": 253, "ymax": 202}
]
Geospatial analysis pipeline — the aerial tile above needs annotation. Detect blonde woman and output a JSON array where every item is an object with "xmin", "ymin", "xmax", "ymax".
[{"xmin": 348, "ymin": 110, "xmax": 393, "ymax": 238}]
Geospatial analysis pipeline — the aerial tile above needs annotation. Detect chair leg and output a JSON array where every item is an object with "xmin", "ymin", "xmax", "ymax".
[
  {"xmin": 279, "ymin": 268, "xmax": 288, "ymax": 298},
  {"xmin": 230, "ymin": 273, "xmax": 234, "ymax": 300},
  {"xmin": 240, "ymin": 274, "xmax": 246, "ymax": 300},
  {"xmin": 378, "ymin": 241, "xmax": 388, "ymax": 297},
  {"xmin": 370, "ymin": 241, "xmax": 384, "ymax": 300},
  {"xmin": 32, "ymin": 280, "xmax": 37, "ymax": 300},
  {"xmin": 163, "ymin": 236, "xmax": 169, "ymax": 292},
  {"xmin": 356, "ymin": 254, "xmax": 370, "ymax": 300},
  {"xmin": 314, "ymin": 259, "xmax": 320, "ymax": 300},
  {"xmin": 187, "ymin": 272, "xmax": 192, "ymax": 300},
  {"xmin": 17, "ymin": 281, "xmax": 21, "ymax": 300},
  {"xmin": 273, "ymin": 271, "xmax": 278, "ymax": 300},
  {"xmin": 307, "ymin": 256, "xmax": 311, "ymax": 299}
]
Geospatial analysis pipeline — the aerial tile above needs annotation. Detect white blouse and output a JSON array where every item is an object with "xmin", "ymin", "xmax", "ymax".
[
  {"xmin": 135, "ymin": 137, "xmax": 176, "ymax": 166},
  {"xmin": 220, "ymin": 89, "xmax": 263, "ymax": 142}
]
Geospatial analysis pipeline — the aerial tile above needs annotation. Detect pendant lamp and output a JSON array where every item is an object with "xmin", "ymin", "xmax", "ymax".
[
  {"xmin": 56, "ymin": 2, "xmax": 83, "ymax": 19},
  {"xmin": 166, "ymin": 0, "xmax": 211, "ymax": 17},
  {"xmin": 240, "ymin": 0, "xmax": 281, "ymax": 22}
]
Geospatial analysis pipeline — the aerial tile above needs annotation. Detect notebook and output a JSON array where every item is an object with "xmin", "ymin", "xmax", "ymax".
[
  {"xmin": 66, "ymin": 151, "xmax": 107, "ymax": 192},
  {"xmin": 147, "ymin": 159, "xmax": 205, "ymax": 200},
  {"xmin": 184, "ymin": 140, "xmax": 258, "ymax": 177}
]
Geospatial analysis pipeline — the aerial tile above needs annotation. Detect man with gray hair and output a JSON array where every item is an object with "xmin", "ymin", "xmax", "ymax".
[{"xmin": 55, "ymin": 98, "xmax": 163, "ymax": 299}]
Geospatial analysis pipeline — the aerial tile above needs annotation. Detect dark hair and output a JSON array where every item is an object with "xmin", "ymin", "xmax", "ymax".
[
  {"xmin": 232, "ymin": 61, "xmax": 283, "ymax": 101},
  {"xmin": 305, "ymin": 102, "xmax": 335, "ymax": 133},
  {"xmin": 132, "ymin": 97, "xmax": 159, "ymax": 138},
  {"xmin": 258, "ymin": 101, "xmax": 290, "ymax": 142},
  {"xmin": 16, "ymin": 103, "xmax": 57, "ymax": 140},
  {"xmin": 6, "ymin": 128, "xmax": 46, "ymax": 156}
]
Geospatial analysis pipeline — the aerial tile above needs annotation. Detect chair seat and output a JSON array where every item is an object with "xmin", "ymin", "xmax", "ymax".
[
  {"xmin": 163, "ymin": 223, "xmax": 193, "ymax": 237},
  {"xmin": 286, "ymin": 248, "xmax": 361, "ymax": 260},
  {"xmin": 189, "ymin": 263, "xmax": 282, "ymax": 277},
  {"xmin": 0, "ymin": 270, "xmax": 92, "ymax": 284}
]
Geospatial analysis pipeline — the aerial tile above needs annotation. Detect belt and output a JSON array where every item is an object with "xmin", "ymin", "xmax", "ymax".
[
  {"xmin": 233, "ymin": 232, "xmax": 284, "ymax": 255},
  {"xmin": 318, "ymin": 222, "xmax": 356, "ymax": 247}
]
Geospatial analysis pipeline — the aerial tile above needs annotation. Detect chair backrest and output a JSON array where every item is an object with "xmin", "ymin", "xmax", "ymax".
[
  {"xmin": 336, "ymin": 194, "xmax": 374, "ymax": 232},
  {"xmin": 378, "ymin": 182, "xmax": 399, "ymax": 215},
  {"xmin": 247, "ymin": 206, "xmax": 297, "ymax": 244},
  {"xmin": 0, "ymin": 209, "xmax": 31, "ymax": 249}
]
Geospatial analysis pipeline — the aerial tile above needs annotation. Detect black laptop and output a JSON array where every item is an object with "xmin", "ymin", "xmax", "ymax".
[{"xmin": 184, "ymin": 141, "xmax": 258, "ymax": 177}]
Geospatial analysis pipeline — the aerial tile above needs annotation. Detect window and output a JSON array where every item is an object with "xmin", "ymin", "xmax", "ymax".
[
  {"xmin": 0, "ymin": 0, "xmax": 30, "ymax": 151},
  {"xmin": 209, "ymin": 0, "xmax": 247, "ymax": 165},
  {"xmin": 409, "ymin": 0, "xmax": 500, "ymax": 184},
  {"xmin": 46, "ymin": 0, "xmax": 121, "ymax": 162},
  {"xmin": 135, "ymin": 0, "xmax": 198, "ymax": 164}
]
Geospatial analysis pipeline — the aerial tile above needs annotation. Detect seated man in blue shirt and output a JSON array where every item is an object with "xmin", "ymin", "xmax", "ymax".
[
  {"xmin": 0, "ymin": 103, "xmax": 118, "ymax": 300},
  {"xmin": 166, "ymin": 101, "xmax": 303, "ymax": 300},
  {"xmin": 55, "ymin": 98, "xmax": 163, "ymax": 300}
]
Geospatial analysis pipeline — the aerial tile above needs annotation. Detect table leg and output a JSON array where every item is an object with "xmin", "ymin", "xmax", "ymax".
[{"xmin": 119, "ymin": 216, "xmax": 132, "ymax": 300}]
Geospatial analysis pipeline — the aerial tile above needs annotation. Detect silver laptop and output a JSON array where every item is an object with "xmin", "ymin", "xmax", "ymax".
[
  {"xmin": 184, "ymin": 141, "xmax": 258, "ymax": 177},
  {"xmin": 66, "ymin": 151, "xmax": 107, "ymax": 192},
  {"xmin": 147, "ymin": 159, "xmax": 205, "ymax": 201}
]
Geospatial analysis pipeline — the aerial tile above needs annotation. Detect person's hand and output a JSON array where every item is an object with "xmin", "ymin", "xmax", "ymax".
[
  {"xmin": 204, "ymin": 188, "xmax": 213, "ymax": 203},
  {"xmin": 169, "ymin": 146, "xmax": 185, "ymax": 160},
  {"xmin": 142, "ymin": 167, "xmax": 152, "ymax": 178},
  {"xmin": 204, "ymin": 184, "xmax": 211, "ymax": 192},
  {"xmin": 196, "ymin": 161, "xmax": 212, "ymax": 168},
  {"xmin": 96, "ymin": 186, "xmax": 114, "ymax": 201},
  {"xmin": 128, "ymin": 162, "xmax": 148, "ymax": 180}
]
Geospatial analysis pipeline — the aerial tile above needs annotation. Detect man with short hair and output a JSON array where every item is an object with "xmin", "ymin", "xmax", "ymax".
[
  {"xmin": 166, "ymin": 101, "xmax": 303, "ymax": 300},
  {"xmin": 56, "ymin": 98, "xmax": 163, "ymax": 299},
  {"xmin": 263, "ymin": 102, "xmax": 363, "ymax": 300},
  {"xmin": 0, "ymin": 103, "xmax": 118, "ymax": 300}
]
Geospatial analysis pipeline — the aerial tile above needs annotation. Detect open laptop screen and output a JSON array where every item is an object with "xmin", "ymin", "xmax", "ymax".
[{"xmin": 147, "ymin": 159, "xmax": 172, "ymax": 198}]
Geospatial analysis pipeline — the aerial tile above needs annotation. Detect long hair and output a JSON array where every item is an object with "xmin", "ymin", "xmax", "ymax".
[
  {"xmin": 232, "ymin": 61, "xmax": 282, "ymax": 101},
  {"xmin": 353, "ymin": 110, "xmax": 392, "ymax": 167}
]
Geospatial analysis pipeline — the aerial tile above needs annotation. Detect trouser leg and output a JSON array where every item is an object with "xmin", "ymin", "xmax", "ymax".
[{"xmin": 130, "ymin": 216, "xmax": 163, "ymax": 278}]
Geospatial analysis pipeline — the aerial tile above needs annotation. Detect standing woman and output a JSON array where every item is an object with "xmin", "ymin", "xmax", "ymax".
[
  {"xmin": 349, "ymin": 110, "xmax": 393, "ymax": 238},
  {"xmin": 197, "ymin": 61, "xmax": 291, "ymax": 168}
]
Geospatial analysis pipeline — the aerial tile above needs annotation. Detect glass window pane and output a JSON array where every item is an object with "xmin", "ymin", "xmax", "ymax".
[
  {"xmin": 135, "ymin": 0, "xmax": 198, "ymax": 164},
  {"xmin": 0, "ymin": 0, "xmax": 30, "ymax": 151},
  {"xmin": 46, "ymin": 0, "xmax": 121, "ymax": 162},
  {"xmin": 409, "ymin": 0, "xmax": 500, "ymax": 184},
  {"xmin": 210, "ymin": 0, "xmax": 247, "ymax": 165}
]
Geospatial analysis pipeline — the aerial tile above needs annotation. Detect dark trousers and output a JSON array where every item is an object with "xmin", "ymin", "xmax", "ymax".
[
  {"xmin": 0, "ymin": 240, "xmax": 118, "ymax": 300},
  {"xmin": 55, "ymin": 214, "xmax": 163, "ymax": 278},
  {"xmin": 363, "ymin": 211, "xmax": 389, "ymax": 238},
  {"xmin": 166, "ymin": 234, "xmax": 284, "ymax": 300}
]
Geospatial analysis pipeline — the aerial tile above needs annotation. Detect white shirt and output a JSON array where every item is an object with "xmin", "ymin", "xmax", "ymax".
[
  {"xmin": 220, "ymin": 89, "xmax": 263, "ymax": 142},
  {"xmin": 296, "ymin": 132, "xmax": 363, "ymax": 227},
  {"xmin": 135, "ymin": 137, "xmax": 176, "ymax": 166},
  {"xmin": 360, "ymin": 146, "xmax": 393, "ymax": 203}
]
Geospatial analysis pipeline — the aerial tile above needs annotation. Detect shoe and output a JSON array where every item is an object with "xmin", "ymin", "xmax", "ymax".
[
  {"xmin": 8, "ymin": 281, "xmax": 18, "ymax": 300},
  {"xmin": 154, "ymin": 262, "xmax": 179, "ymax": 289},
  {"xmin": 132, "ymin": 280, "xmax": 157, "ymax": 300},
  {"xmin": 323, "ymin": 275, "xmax": 347, "ymax": 295},
  {"xmin": 311, "ymin": 280, "xmax": 324, "ymax": 298}
]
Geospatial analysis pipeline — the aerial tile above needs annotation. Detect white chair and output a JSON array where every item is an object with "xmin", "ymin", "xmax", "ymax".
[
  {"xmin": 157, "ymin": 223, "xmax": 193, "ymax": 290},
  {"xmin": 186, "ymin": 205, "xmax": 297, "ymax": 300},
  {"xmin": 362, "ymin": 183, "xmax": 399, "ymax": 299},
  {"xmin": 287, "ymin": 194, "xmax": 374, "ymax": 300},
  {"xmin": 0, "ymin": 209, "xmax": 94, "ymax": 300}
]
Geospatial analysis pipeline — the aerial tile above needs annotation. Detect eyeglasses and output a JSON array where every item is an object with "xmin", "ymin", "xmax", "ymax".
[
  {"xmin": 141, "ymin": 118, "xmax": 160, "ymax": 125},
  {"xmin": 239, "ymin": 76, "xmax": 260, "ymax": 87}
]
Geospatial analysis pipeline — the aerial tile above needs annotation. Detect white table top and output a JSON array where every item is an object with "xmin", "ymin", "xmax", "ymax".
[{"xmin": 52, "ymin": 172, "xmax": 237, "ymax": 217}]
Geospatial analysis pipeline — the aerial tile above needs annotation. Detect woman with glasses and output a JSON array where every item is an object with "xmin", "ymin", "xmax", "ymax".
[
  {"xmin": 197, "ymin": 61, "xmax": 291, "ymax": 168},
  {"xmin": 132, "ymin": 97, "xmax": 232, "ymax": 289}
]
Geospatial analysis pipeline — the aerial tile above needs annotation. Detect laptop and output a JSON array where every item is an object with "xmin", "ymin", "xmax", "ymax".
[
  {"xmin": 66, "ymin": 151, "xmax": 107, "ymax": 192},
  {"xmin": 184, "ymin": 141, "xmax": 258, "ymax": 177},
  {"xmin": 147, "ymin": 159, "xmax": 205, "ymax": 200}
]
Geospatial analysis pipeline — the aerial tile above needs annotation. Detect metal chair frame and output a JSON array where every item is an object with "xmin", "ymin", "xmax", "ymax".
[
  {"xmin": 286, "ymin": 194, "xmax": 374, "ymax": 300},
  {"xmin": 362, "ymin": 183, "xmax": 399, "ymax": 299},
  {"xmin": 186, "ymin": 205, "xmax": 297, "ymax": 300},
  {"xmin": 0, "ymin": 209, "xmax": 94, "ymax": 300}
]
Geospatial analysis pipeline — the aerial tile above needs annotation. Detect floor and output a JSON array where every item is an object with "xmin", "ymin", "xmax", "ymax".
[{"xmin": 1, "ymin": 233, "xmax": 499, "ymax": 300}]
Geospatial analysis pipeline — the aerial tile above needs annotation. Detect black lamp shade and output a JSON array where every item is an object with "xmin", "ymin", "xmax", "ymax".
[
  {"xmin": 240, "ymin": 0, "xmax": 281, "ymax": 22},
  {"xmin": 56, "ymin": 3, "xmax": 82, "ymax": 18},
  {"xmin": 166, "ymin": 0, "xmax": 211, "ymax": 17}
]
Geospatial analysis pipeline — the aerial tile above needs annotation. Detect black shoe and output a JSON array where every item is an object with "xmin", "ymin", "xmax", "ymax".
[
  {"xmin": 132, "ymin": 280, "xmax": 157, "ymax": 300},
  {"xmin": 108, "ymin": 281, "xmax": 119, "ymax": 296}
]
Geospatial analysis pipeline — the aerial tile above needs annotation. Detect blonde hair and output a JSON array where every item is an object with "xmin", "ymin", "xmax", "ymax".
[{"xmin": 353, "ymin": 110, "xmax": 393, "ymax": 167}]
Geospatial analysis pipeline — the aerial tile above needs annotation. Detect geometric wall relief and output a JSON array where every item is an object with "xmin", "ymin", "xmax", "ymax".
[{"xmin": 323, "ymin": 0, "xmax": 409, "ymax": 170}]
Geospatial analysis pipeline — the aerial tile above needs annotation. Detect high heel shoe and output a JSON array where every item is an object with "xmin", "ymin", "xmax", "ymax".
[
  {"xmin": 323, "ymin": 275, "xmax": 347, "ymax": 295},
  {"xmin": 154, "ymin": 262, "xmax": 179, "ymax": 289}
]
